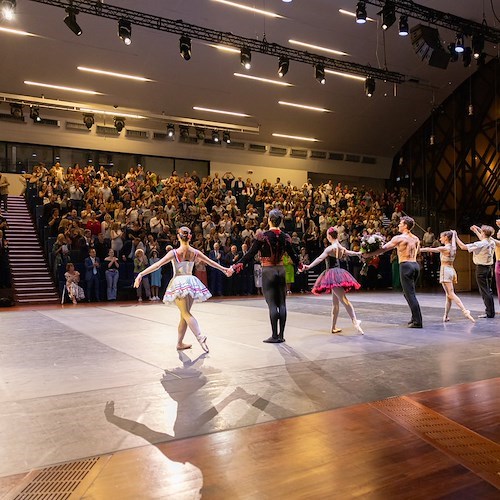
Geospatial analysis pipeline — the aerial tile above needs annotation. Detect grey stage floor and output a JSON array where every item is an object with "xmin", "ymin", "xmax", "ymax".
[{"xmin": 0, "ymin": 291, "xmax": 498, "ymax": 477}]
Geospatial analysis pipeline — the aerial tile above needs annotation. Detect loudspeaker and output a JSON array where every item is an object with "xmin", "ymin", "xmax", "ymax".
[{"xmin": 410, "ymin": 24, "xmax": 450, "ymax": 70}]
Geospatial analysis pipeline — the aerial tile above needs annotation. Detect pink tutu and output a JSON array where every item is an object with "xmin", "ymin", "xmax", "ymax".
[{"xmin": 312, "ymin": 267, "xmax": 361, "ymax": 294}]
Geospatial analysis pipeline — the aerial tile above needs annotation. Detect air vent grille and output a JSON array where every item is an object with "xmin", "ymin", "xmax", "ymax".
[
  {"xmin": 249, "ymin": 144, "xmax": 267, "ymax": 153},
  {"xmin": 153, "ymin": 132, "xmax": 167, "ymax": 140},
  {"xmin": 329, "ymin": 152, "xmax": 344, "ymax": 161},
  {"xmin": 345, "ymin": 154, "xmax": 361, "ymax": 162},
  {"xmin": 66, "ymin": 121, "xmax": 90, "ymax": 131},
  {"xmin": 96, "ymin": 125, "xmax": 120, "ymax": 136},
  {"xmin": 227, "ymin": 141, "xmax": 245, "ymax": 150},
  {"xmin": 126, "ymin": 129, "xmax": 148, "ymax": 139},
  {"xmin": 270, "ymin": 146, "xmax": 287, "ymax": 156},
  {"xmin": 0, "ymin": 113, "xmax": 25, "ymax": 123},
  {"xmin": 310, "ymin": 150, "xmax": 327, "ymax": 159},
  {"xmin": 290, "ymin": 149, "xmax": 308, "ymax": 158},
  {"xmin": 34, "ymin": 118, "xmax": 60, "ymax": 127}
]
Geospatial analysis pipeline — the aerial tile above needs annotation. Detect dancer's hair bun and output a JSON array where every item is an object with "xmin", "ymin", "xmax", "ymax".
[{"xmin": 178, "ymin": 226, "xmax": 191, "ymax": 241}]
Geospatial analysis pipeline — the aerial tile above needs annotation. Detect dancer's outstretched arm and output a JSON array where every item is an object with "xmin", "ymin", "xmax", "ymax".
[
  {"xmin": 420, "ymin": 246, "xmax": 445, "ymax": 253},
  {"xmin": 363, "ymin": 236, "xmax": 401, "ymax": 259},
  {"xmin": 452, "ymin": 230, "xmax": 468, "ymax": 251},
  {"xmin": 301, "ymin": 248, "xmax": 331, "ymax": 271},
  {"xmin": 134, "ymin": 249, "xmax": 175, "ymax": 287},
  {"xmin": 195, "ymin": 249, "xmax": 233, "ymax": 276}
]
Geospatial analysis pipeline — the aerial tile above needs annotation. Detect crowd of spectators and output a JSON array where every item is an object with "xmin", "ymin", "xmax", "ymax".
[{"xmin": 23, "ymin": 161, "xmax": 411, "ymax": 301}]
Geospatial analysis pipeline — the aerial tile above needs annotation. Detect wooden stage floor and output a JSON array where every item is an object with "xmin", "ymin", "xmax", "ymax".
[{"xmin": 0, "ymin": 291, "xmax": 498, "ymax": 498}]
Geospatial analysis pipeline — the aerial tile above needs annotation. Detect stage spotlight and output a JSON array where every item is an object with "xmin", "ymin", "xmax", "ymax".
[
  {"xmin": 462, "ymin": 47, "xmax": 472, "ymax": 67},
  {"xmin": 179, "ymin": 125, "xmax": 190, "ymax": 139},
  {"xmin": 179, "ymin": 35, "xmax": 192, "ymax": 60},
  {"xmin": 355, "ymin": 2, "xmax": 367, "ymax": 24},
  {"xmin": 196, "ymin": 127, "xmax": 205, "ymax": 141},
  {"xmin": 447, "ymin": 43, "xmax": 459, "ymax": 62},
  {"xmin": 118, "ymin": 19, "xmax": 132, "ymax": 45},
  {"xmin": 240, "ymin": 47, "xmax": 251, "ymax": 70},
  {"xmin": 30, "ymin": 106, "xmax": 41, "ymax": 123},
  {"xmin": 380, "ymin": 1, "xmax": 396, "ymax": 31},
  {"xmin": 10, "ymin": 103, "xmax": 23, "ymax": 119},
  {"xmin": 1, "ymin": 0, "xmax": 16, "ymax": 20},
  {"xmin": 472, "ymin": 34, "xmax": 484, "ymax": 60},
  {"xmin": 454, "ymin": 33, "xmax": 464, "ymax": 53},
  {"xmin": 315, "ymin": 64, "xmax": 325, "ymax": 84},
  {"xmin": 398, "ymin": 16, "xmax": 409, "ymax": 36},
  {"xmin": 83, "ymin": 113, "xmax": 94, "ymax": 129},
  {"xmin": 64, "ymin": 7, "xmax": 82, "ymax": 36},
  {"xmin": 114, "ymin": 117, "xmax": 125, "ymax": 132},
  {"xmin": 364, "ymin": 77, "xmax": 375, "ymax": 97},
  {"xmin": 212, "ymin": 130, "xmax": 220, "ymax": 143},
  {"xmin": 223, "ymin": 131, "xmax": 231, "ymax": 144},
  {"xmin": 278, "ymin": 56, "xmax": 289, "ymax": 78},
  {"xmin": 167, "ymin": 123, "xmax": 175, "ymax": 137}
]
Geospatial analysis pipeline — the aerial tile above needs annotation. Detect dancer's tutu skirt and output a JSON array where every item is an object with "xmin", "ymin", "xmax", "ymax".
[
  {"xmin": 311, "ymin": 267, "xmax": 361, "ymax": 294},
  {"xmin": 163, "ymin": 275, "xmax": 212, "ymax": 303}
]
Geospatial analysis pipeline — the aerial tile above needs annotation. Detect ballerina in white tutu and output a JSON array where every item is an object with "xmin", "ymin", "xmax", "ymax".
[
  {"xmin": 134, "ymin": 226, "xmax": 233, "ymax": 352},
  {"xmin": 301, "ymin": 227, "xmax": 364, "ymax": 334}
]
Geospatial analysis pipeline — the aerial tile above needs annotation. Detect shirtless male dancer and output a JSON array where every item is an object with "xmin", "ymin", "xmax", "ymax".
[{"xmin": 363, "ymin": 216, "xmax": 423, "ymax": 328}]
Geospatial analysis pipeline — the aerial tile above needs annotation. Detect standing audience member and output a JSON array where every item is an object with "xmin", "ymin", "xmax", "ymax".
[
  {"xmin": 84, "ymin": 248, "xmax": 101, "ymax": 302},
  {"xmin": 149, "ymin": 249, "xmax": 162, "ymax": 301},
  {"xmin": 104, "ymin": 249, "xmax": 120, "ymax": 301},
  {"xmin": 134, "ymin": 249, "xmax": 151, "ymax": 302},
  {"xmin": 455, "ymin": 225, "xmax": 496, "ymax": 319}
]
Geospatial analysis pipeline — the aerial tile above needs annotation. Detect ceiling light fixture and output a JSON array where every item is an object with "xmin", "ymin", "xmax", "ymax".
[
  {"xmin": 118, "ymin": 19, "xmax": 132, "ymax": 45},
  {"xmin": 211, "ymin": 0, "xmax": 283, "ymax": 19},
  {"xmin": 454, "ymin": 33, "xmax": 464, "ymax": 53},
  {"xmin": 179, "ymin": 34, "xmax": 192, "ymax": 60},
  {"xmin": 223, "ymin": 131, "xmax": 231, "ymax": 143},
  {"xmin": 278, "ymin": 101, "xmax": 330, "ymax": 112},
  {"xmin": 364, "ymin": 77, "xmax": 375, "ymax": 97},
  {"xmin": 77, "ymin": 66, "xmax": 152, "ymax": 82},
  {"xmin": 212, "ymin": 129, "xmax": 220, "ymax": 142},
  {"xmin": 447, "ymin": 43, "xmax": 459, "ymax": 62},
  {"xmin": 324, "ymin": 69, "xmax": 365, "ymax": 81},
  {"xmin": 64, "ymin": 6, "xmax": 82, "ymax": 36},
  {"xmin": 1, "ymin": 0, "xmax": 16, "ymax": 21},
  {"xmin": 289, "ymin": 39, "xmax": 349, "ymax": 56},
  {"xmin": 240, "ymin": 47, "xmax": 251, "ymax": 69},
  {"xmin": 0, "ymin": 26, "xmax": 36, "ymax": 36},
  {"xmin": 380, "ymin": 1, "xmax": 396, "ymax": 31},
  {"xmin": 196, "ymin": 128, "xmax": 205, "ymax": 140},
  {"xmin": 339, "ymin": 8, "xmax": 374, "ymax": 22},
  {"xmin": 355, "ymin": 2, "xmax": 367, "ymax": 24},
  {"xmin": 83, "ymin": 113, "xmax": 94, "ymax": 129},
  {"xmin": 24, "ymin": 80, "xmax": 103, "ymax": 95},
  {"xmin": 398, "ymin": 16, "xmax": 409, "ymax": 36},
  {"xmin": 167, "ymin": 123, "xmax": 175, "ymax": 137},
  {"xmin": 193, "ymin": 106, "xmax": 250, "ymax": 117},
  {"xmin": 272, "ymin": 133, "xmax": 319, "ymax": 142},
  {"xmin": 80, "ymin": 108, "xmax": 145, "ymax": 119},
  {"xmin": 315, "ymin": 64, "xmax": 326, "ymax": 84},
  {"xmin": 472, "ymin": 34, "xmax": 484, "ymax": 59},
  {"xmin": 114, "ymin": 117, "xmax": 125, "ymax": 132},
  {"xmin": 278, "ymin": 56, "xmax": 289, "ymax": 78},
  {"xmin": 234, "ymin": 73, "xmax": 293, "ymax": 86},
  {"xmin": 10, "ymin": 103, "xmax": 23, "ymax": 119},
  {"xmin": 30, "ymin": 106, "xmax": 41, "ymax": 122},
  {"xmin": 179, "ymin": 125, "xmax": 190, "ymax": 139}
]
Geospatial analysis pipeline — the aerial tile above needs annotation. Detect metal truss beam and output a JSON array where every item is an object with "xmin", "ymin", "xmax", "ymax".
[
  {"xmin": 364, "ymin": 1, "xmax": 500, "ymax": 43},
  {"xmin": 27, "ymin": 0, "xmax": 406, "ymax": 84}
]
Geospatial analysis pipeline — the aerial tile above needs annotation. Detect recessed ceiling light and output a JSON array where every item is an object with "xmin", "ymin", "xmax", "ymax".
[
  {"xmin": 234, "ymin": 73, "xmax": 293, "ymax": 86},
  {"xmin": 338, "ymin": 8, "xmax": 375, "ymax": 22},
  {"xmin": 77, "ymin": 66, "xmax": 153, "ymax": 82},
  {"xmin": 211, "ymin": 0, "xmax": 284, "ymax": 18},
  {"xmin": 208, "ymin": 44, "xmax": 240, "ymax": 53},
  {"xmin": 278, "ymin": 101, "xmax": 331, "ymax": 113},
  {"xmin": 80, "ymin": 108, "xmax": 145, "ymax": 119},
  {"xmin": 0, "ymin": 26, "xmax": 37, "ymax": 36},
  {"xmin": 289, "ymin": 39, "xmax": 349, "ymax": 56},
  {"xmin": 324, "ymin": 69, "xmax": 365, "ymax": 81},
  {"xmin": 24, "ymin": 81, "xmax": 103, "ymax": 95},
  {"xmin": 273, "ymin": 133, "xmax": 319, "ymax": 142},
  {"xmin": 193, "ymin": 106, "xmax": 250, "ymax": 117}
]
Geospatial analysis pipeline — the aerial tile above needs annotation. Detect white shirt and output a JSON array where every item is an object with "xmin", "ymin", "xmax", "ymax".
[{"xmin": 466, "ymin": 238, "xmax": 495, "ymax": 265}]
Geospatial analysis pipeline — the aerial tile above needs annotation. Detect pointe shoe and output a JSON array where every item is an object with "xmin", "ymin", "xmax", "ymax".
[
  {"xmin": 352, "ymin": 319, "xmax": 364, "ymax": 334},
  {"xmin": 331, "ymin": 328, "xmax": 342, "ymax": 334},
  {"xmin": 462, "ymin": 310, "xmax": 476, "ymax": 323},
  {"xmin": 443, "ymin": 315, "xmax": 450, "ymax": 322},
  {"xmin": 197, "ymin": 335, "xmax": 209, "ymax": 353}
]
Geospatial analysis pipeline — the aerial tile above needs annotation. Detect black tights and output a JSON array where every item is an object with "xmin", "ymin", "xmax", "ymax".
[{"xmin": 262, "ymin": 266, "xmax": 287, "ymax": 339}]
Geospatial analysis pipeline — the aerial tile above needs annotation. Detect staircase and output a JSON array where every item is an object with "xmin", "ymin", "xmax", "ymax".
[{"xmin": 3, "ymin": 195, "xmax": 59, "ymax": 304}]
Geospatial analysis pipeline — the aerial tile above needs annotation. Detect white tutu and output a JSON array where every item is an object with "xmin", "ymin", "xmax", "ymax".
[{"xmin": 163, "ymin": 275, "xmax": 212, "ymax": 303}]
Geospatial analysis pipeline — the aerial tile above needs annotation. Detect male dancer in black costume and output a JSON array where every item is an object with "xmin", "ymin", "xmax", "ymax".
[{"xmin": 232, "ymin": 209, "xmax": 299, "ymax": 343}]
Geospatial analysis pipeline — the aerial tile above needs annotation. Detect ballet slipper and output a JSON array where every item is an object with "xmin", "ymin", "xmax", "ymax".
[
  {"xmin": 352, "ymin": 319, "xmax": 364, "ymax": 334},
  {"xmin": 331, "ymin": 328, "xmax": 342, "ymax": 334},
  {"xmin": 176, "ymin": 343, "xmax": 192, "ymax": 350},
  {"xmin": 462, "ymin": 310, "xmax": 475, "ymax": 323},
  {"xmin": 197, "ymin": 335, "xmax": 209, "ymax": 353},
  {"xmin": 443, "ymin": 315, "xmax": 450, "ymax": 322}
]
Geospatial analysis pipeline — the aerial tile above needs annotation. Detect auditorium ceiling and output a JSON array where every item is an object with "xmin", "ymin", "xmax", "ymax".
[{"xmin": 0, "ymin": 1, "xmax": 497, "ymax": 158}]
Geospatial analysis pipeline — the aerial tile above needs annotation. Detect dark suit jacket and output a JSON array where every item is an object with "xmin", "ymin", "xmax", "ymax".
[{"xmin": 84, "ymin": 256, "xmax": 101, "ymax": 281}]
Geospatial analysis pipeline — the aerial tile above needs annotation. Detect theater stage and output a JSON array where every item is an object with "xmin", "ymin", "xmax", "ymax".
[{"xmin": 0, "ymin": 291, "xmax": 499, "ymax": 497}]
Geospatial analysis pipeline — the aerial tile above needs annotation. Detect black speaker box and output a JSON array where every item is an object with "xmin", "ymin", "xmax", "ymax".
[{"xmin": 410, "ymin": 24, "xmax": 450, "ymax": 70}]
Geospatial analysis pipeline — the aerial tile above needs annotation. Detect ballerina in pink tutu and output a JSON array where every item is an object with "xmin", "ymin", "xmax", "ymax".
[
  {"xmin": 134, "ymin": 226, "xmax": 233, "ymax": 352},
  {"xmin": 301, "ymin": 227, "xmax": 364, "ymax": 334}
]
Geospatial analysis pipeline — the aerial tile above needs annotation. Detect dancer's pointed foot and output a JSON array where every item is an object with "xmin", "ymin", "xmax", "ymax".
[
  {"xmin": 443, "ymin": 315, "xmax": 450, "ymax": 322},
  {"xmin": 352, "ymin": 319, "xmax": 364, "ymax": 334},
  {"xmin": 263, "ymin": 336, "xmax": 281, "ymax": 343},
  {"xmin": 331, "ymin": 328, "xmax": 342, "ymax": 334},
  {"xmin": 176, "ymin": 343, "xmax": 192, "ymax": 350},
  {"xmin": 197, "ymin": 336, "xmax": 209, "ymax": 353},
  {"xmin": 462, "ymin": 310, "xmax": 476, "ymax": 323}
]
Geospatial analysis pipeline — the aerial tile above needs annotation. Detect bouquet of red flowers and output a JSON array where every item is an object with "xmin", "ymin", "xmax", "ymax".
[{"xmin": 359, "ymin": 233, "xmax": 385, "ymax": 276}]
